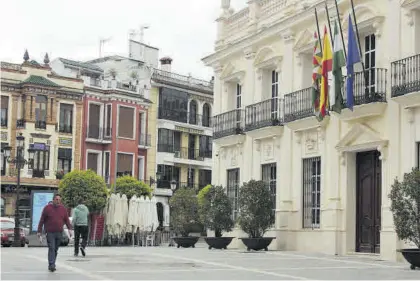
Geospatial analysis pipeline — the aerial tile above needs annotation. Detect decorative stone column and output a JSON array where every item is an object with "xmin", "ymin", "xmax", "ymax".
[{"xmin": 280, "ymin": 29, "xmax": 295, "ymax": 95}]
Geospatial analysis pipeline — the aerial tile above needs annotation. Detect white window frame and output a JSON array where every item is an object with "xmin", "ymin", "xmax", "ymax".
[
  {"xmin": 117, "ymin": 104, "xmax": 136, "ymax": 140},
  {"xmin": 104, "ymin": 104, "xmax": 112, "ymax": 137},
  {"xmin": 103, "ymin": 150, "xmax": 111, "ymax": 183},
  {"xmin": 138, "ymin": 155, "xmax": 145, "ymax": 181},
  {"xmin": 117, "ymin": 152, "xmax": 135, "ymax": 177},
  {"xmin": 85, "ymin": 149, "xmax": 103, "ymax": 176}
]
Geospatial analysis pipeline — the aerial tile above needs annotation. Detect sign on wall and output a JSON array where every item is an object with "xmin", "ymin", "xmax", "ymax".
[
  {"xmin": 30, "ymin": 191, "xmax": 55, "ymax": 233},
  {"xmin": 174, "ymin": 126, "xmax": 204, "ymax": 135}
]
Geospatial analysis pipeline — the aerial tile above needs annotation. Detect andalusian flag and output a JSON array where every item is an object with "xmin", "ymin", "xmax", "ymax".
[
  {"xmin": 331, "ymin": 20, "xmax": 346, "ymax": 113},
  {"xmin": 312, "ymin": 32, "xmax": 322, "ymax": 121},
  {"xmin": 320, "ymin": 26, "xmax": 333, "ymax": 119}
]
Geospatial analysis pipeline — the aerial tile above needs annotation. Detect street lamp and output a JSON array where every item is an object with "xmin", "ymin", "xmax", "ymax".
[
  {"xmin": 170, "ymin": 180, "xmax": 177, "ymax": 192},
  {"xmin": 149, "ymin": 171, "xmax": 162, "ymax": 186},
  {"xmin": 3, "ymin": 133, "xmax": 34, "ymax": 247}
]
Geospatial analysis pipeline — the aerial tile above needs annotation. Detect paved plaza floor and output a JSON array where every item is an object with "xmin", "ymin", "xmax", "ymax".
[{"xmin": 1, "ymin": 244, "xmax": 419, "ymax": 280}]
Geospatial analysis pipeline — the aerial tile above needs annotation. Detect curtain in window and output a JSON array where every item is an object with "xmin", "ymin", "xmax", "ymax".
[{"xmin": 118, "ymin": 106, "xmax": 134, "ymax": 138}]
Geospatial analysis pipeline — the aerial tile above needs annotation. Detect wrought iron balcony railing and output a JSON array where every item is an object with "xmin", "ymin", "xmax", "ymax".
[
  {"xmin": 16, "ymin": 119, "xmax": 25, "ymax": 129},
  {"xmin": 245, "ymin": 97, "xmax": 284, "ymax": 131},
  {"xmin": 188, "ymin": 113, "xmax": 212, "ymax": 127},
  {"xmin": 157, "ymin": 144, "xmax": 212, "ymax": 159},
  {"xmin": 391, "ymin": 54, "xmax": 420, "ymax": 97},
  {"xmin": 57, "ymin": 124, "xmax": 72, "ymax": 134},
  {"xmin": 35, "ymin": 120, "xmax": 47, "ymax": 129},
  {"xmin": 213, "ymin": 109, "xmax": 245, "ymax": 139},
  {"xmin": 284, "ymin": 87, "xmax": 313, "ymax": 123},
  {"xmin": 343, "ymin": 68, "xmax": 387, "ymax": 106},
  {"xmin": 0, "ymin": 118, "xmax": 7, "ymax": 127},
  {"xmin": 138, "ymin": 133, "xmax": 152, "ymax": 146},
  {"xmin": 87, "ymin": 125, "xmax": 112, "ymax": 140}
]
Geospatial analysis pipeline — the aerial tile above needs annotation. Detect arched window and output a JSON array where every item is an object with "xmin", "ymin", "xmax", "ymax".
[
  {"xmin": 202, "ymin": 103, "xmax": 211, "ymax": 127},
  {"xmin": 156, "ymin": 202, "xmax": 164, "ymax": 228},
  {"xmin": 189, "ymin": 100, "xmax": 197, "ymax": 125}
]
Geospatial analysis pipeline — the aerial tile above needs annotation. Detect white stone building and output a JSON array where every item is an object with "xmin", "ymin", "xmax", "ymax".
[{"xmin": 202, "ymin": 0, "xmax": 420, "ymax": 262}]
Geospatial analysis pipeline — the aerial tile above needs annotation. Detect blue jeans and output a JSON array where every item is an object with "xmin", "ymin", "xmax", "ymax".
[{"xmin": 46, "ymin": 232, "xmax": 62, "ymax": 268}]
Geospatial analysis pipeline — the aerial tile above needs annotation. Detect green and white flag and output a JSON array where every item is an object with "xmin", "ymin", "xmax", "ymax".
[{"xmin": 330, "ymin": 20, "xmax": 346, "ymax": 113}]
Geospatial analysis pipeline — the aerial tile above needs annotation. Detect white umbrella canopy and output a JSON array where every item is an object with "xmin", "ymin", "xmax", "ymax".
[
  {"xmin": 128, "ymin": 195, "xmax": 138, "ymax": 227},
  {"xmin": 113, "ymin": 193, "xmax": 123, "ymax": 236},
  {"xmin": 120, "ymin": 194, "xmax": 129, "ymax": 234},
  {"xmin": 105, "ymin": 194, "xmax": 117, "ymax": 235},
  {"xmin": 151, "ymin": 196, "xmax": 159, "ymax": 230},
  {"xmin": 137, "ymin": 196, "xmax": 146, "ymax": 231}
]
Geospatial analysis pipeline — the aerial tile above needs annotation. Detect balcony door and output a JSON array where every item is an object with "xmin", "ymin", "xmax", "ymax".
[
  {"xmin": 188, "ymin": 134, "xmax": 196, "ymax": 160},
  {"xmin": 31, "ymin": 143, "xmax": 49, "ymax": 178},
  {"xmin": 88, "ymin": 103, "xmax": 101, "ymax": 138}
]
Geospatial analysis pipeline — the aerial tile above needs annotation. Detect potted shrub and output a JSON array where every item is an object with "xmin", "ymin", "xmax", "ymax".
[
  {"xmin": 169, "ymin": 187, "xmax": 200, "ymax": 248},
  {"xmin": 238, "ymin": 180, "xmax": 275, "ymax": 251},
  {"xmin": 198, "ymin": 185, "xmax": 234, "ymax": 250},
  {"xmin": 55, "ymin": 170, "xmax": 64, "ymax": 180},
  {"xmin": 389, "ymin": 168, "xmax": 420, "ymax": 270}
]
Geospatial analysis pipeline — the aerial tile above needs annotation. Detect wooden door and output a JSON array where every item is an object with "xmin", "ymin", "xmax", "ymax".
[{"xmin": 356, "ymin": 151, "xmax": 381, "ymax": 253}]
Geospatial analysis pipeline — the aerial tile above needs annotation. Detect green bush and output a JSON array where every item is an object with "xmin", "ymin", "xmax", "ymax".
[
  {"xmin": 114, "ymin": 175, "xmax": 152, "ymax": 199},
  {"xmin": 238, "ymin": 180, "xmax": 274, "ymax": 238},
  {"xmin": 58, "ymin": 169, "xmax": 108, "ymax": 212},
  {"xmin": 389, "ymin": 168, "xmax": 420, "ymax": 248},
  {"xmin": 169, "ymin": 187, "xmax": 199, "ymax": 237},
  {"xmin": 198, "ymin": 185, "xmax": 234, "ymax": 237}
]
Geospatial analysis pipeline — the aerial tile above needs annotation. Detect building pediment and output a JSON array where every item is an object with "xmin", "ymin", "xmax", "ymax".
[
  {"xmin": 294, "ymin": 29, "xmax": 314, "ymax": 54},
  {"xmin": 336, "ymin": 123, "xmax": 388, "ymax": 153},
  {"xmin": 253, "ymin": 46, "xmax": 282, "ymax": 70}
]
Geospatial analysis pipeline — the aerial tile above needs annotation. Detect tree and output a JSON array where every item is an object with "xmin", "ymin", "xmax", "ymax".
[
  {"xmin": 198, "ymin": 185, "xmax": 234, "ymax": 237},
  {"xmin": 114, "ymin": 175, "xmax": 152, "ymax": 199},
  {"xmin": 58, "ymin": 170, "xmax": 108, "ymax": 212},
  {"xmin": 238, "ymin": 180, "xmax": 274, "ymax": 238},
  {"xmin": 389, "ymin": 168, "xmax": 420, "ymax": 248},
  {"xmin": 169, "ymin": 187, "xmax": 199, "ymax": 237}
]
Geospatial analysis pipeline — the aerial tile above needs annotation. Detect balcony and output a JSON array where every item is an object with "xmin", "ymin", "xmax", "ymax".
[
  {"xmin": 245, "ymin": 97, "xmax": 284, "ymax": 137},
  {"xmin": 391, "ymin": 54, "xmax": 420, "ymax": 108},
  {"xmin": 158, "ymin": 108, "xmax": 188, "ymax": 123},
  {"xmin": 1, "ymin": 118, "xmax": 7, "ymax": 127},
  {"xmin": 213, "ymin": 109, "xmax": 245, "ymax": 139},
  {"xmin": 138, "ymin": 133, "xmax": 152, "ymax": 147},
  {"xmin": 57, "ymin": 124, "xmax": 72, "ymax": 134},
  {"xmin": 86, "ymin": 125, "xmax": 112, "ymax": 142},
  {"xmin": 339, "ymin": 68, "xmax": 388, "ymax": 121},
  {"xmin": 152, "ymin": 68, "xmax": 213, "ymax": 94},
  {"xmin": 35, "ymin": 120, "xmax": 47, "ymax": 130},
  {"xmin": 188, "ymin": 113, "xmax": 212, "ymax": 127},
  {"xmin": 157, "ymin": 180, "xmax": 201, "ymax": 191},
  {"xmin": 16, "ymin": 119, "xmax": 25, "ymax": 129},
  {"xmin": 173, "ymin": 148, "xmax": 207, "ymax": 161},
  {"xmin": 284, "ymin": 87, "xmax": 313, "ymax": 123}
]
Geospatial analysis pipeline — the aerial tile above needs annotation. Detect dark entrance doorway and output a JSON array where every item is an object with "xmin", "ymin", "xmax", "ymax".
[{"xmin": 356, "ymin": 150, "xmax": 381, "ymax": 253}]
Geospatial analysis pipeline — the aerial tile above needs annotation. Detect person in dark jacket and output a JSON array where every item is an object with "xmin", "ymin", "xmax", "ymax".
[{"xmin": 37, "ymin": 194, "xmax": 72, "ymax": 272}]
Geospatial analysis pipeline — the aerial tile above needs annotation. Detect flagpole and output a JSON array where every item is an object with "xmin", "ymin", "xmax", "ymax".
[
  {"xmin": 350, "ymin": 0, "xmax": 368, "ymax": 82},
  {"xmin": 315, "ymin": 7, "xmax": 323, "ymax": 54},
  {"xmin": 334, "ymin": 0, "xmax": 347, "ymax": 60},
  {"xmin": 325, "ymin": 1, "xmax": 334, "ymax": 48}
]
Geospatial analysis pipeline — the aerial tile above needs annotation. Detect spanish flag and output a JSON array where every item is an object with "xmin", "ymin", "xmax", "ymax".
[{"xmin": 320, "ymin": 26, "xmax": 333, "ymax": 119}]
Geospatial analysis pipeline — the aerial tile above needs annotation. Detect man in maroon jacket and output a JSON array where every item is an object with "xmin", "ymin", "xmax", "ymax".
[{"xmin": 37, "ymin": 194, "xmax": 72, "ymax": 272}]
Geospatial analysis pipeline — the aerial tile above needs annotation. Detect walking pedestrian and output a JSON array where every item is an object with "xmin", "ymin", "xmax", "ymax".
[
  {"xmin": 72, "ymin": 199, "xmax": 89, "ymax": 257},
  {"xmin": 37, "ymin": 194, "xmax": 72, "ymax": 272}
]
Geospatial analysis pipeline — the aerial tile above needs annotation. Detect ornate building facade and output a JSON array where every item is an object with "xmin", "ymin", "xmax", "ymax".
[
  {"xmin": 203, "ymin": 0, "xmax": 420, "ymax": 262},
  {"xmin": 1, "ymin": 51, "xmax": 84, "ymax": 218}
]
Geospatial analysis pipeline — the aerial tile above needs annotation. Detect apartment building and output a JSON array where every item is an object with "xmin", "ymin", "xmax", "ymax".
[
  {"xmin": 149, "ymin": 57, "xmax": 213, "ymax": 224},
  {"xmin": 202, "ymin": 0, "xmax": 420, "ymax": 262},
  {"xmin": 1, "ymin": 52, "xmax": 84, "ymax": 218},
  {"xmin": 51, "ymin": 56, "xmax": 152, "ymax": 185}
]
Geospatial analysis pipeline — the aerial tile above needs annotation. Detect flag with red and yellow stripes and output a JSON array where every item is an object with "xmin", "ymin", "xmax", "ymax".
[{"xmin": 320, "ymin": 26, "xmax": 333, "ymax": 119}]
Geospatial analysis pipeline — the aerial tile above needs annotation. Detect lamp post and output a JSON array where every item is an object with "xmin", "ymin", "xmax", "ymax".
[
  {"xmin": 150, "ymin": 171, "xmax": 162, "ymax": 186},
  {"xmin": 3, "ymin": 133, "xmax": 34, "ymax": 247},
  {"xmin": 168, "ymin": 180, "xmax": 177, "ymax": 247}
]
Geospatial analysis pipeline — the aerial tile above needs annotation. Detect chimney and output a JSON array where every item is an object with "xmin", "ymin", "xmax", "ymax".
[{"xmin": 159, "ymin": 57, "xmax": 172, "ymax": 72}]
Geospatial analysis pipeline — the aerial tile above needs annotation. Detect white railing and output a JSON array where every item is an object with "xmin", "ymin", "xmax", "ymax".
[{"xmin": 259, "ymin": 0, "xmax": 288, "ymax": 19}]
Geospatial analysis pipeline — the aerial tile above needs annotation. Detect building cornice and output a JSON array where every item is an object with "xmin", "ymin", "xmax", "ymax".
[{"xmin": 202, "ymin": 0, "xmax": 332, "ymax": 67}]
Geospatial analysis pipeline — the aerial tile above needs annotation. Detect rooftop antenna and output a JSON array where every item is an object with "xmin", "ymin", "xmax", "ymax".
[
  {"xmin": 99, "ymin": 37, "xmax": 111, "ymax": 58},
  {"xmin": 139, "ymin": 24, "xmax": 149, "ymax": 43}
]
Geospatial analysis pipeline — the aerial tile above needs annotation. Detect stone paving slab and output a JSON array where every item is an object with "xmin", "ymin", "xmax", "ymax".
[{"xmin": 1, "ymin": 245, "xmax": 418, "ymax": 280}]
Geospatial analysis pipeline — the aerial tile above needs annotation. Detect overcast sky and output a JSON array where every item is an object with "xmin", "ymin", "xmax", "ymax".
[{"xmin": 1, "ymin": 0, "xmax": 245, "ymax": 81}]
